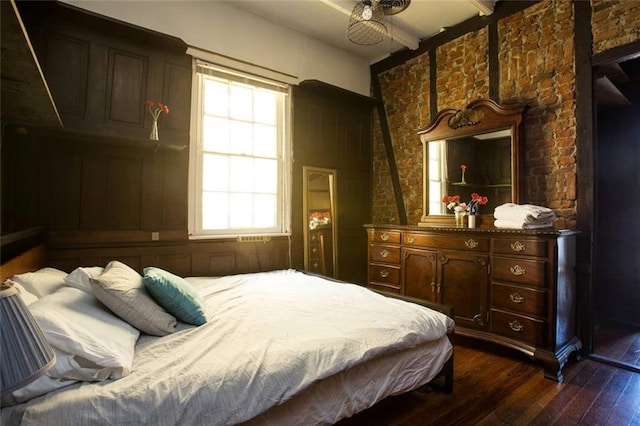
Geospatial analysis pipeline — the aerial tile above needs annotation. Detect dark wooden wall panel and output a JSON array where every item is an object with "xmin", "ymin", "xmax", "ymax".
[
  {"xmin": 106, "ymin": 156, "xmax": 143, "ymax": 229},
  {"xmin": 44, "ymin": 33, "xmax": 88, "ymax": 117},
  {"xmin": 163, "ymin": 62, "xmax": 192, "ymax": 133},
  {"xmin": 108, "ymin": 50, "xmax": 147, "ymax": 125},
  {"xmin": 292, "ymin": 81, "xmax": 373, "ymax": 284}
]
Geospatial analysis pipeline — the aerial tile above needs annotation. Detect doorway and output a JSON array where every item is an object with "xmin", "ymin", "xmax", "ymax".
[{"xmin": 592, "ymin": 55, "xmax": 640, "ymax": 372}]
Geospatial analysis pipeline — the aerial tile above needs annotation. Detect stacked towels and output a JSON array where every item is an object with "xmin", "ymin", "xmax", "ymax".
[{"xmin": 493, "ymin": 203, "xmax": 556, "ymax": 229}]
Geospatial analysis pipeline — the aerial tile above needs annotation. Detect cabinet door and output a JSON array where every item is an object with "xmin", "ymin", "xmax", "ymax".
[
  {"xmin": 402, "ymin": 248, "xmax": 438, "ymax": 302},
  {"xmin": 439, "ymin": 251, "xmax": 490, "ymax": 329}
]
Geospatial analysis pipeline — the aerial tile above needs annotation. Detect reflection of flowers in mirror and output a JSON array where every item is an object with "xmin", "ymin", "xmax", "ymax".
[
  {"xmin": 309, "ymin": 211, "xmax": 331, "ymax": 229},
  {"xmin": 443, "ymin": 195, "xmax": 467, "ymax": 212},
  {"xmin": 443, "ymin": 193, "xmax": 488, "ymax": 214}
]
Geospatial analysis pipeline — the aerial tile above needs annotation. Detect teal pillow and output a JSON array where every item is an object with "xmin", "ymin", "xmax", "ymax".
[{"xmin": 143, "ymin": 267, "xmax": 207, "ymax": 326}]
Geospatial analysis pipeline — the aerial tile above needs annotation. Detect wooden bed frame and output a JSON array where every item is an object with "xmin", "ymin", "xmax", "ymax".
[{"xmin": 1, "ymin": 228, "xmax": 455, "ymax": 396}]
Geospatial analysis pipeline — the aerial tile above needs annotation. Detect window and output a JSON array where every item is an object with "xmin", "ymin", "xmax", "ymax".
[{"xmin": 189, "ymin": 62, "xmax": 291, "ymax": 238}]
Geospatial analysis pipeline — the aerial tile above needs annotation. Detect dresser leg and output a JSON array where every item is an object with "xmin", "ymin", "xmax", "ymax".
[{"xmin": 535, "ymin": 337, "xmax": 583, "ymax": 382}]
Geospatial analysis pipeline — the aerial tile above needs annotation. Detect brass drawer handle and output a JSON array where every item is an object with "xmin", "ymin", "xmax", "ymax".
[
  {"xmin": 407, "ymin": 236, "xmax": 415, "ymax": 244},
  {"xmin": 311, "ymin": 234, "xmax": 318, "ymax": 241},
  {"xmin": 313, "ymin": 261, "xmax": 319, "ymax": 268},
  {"xmin": 510, "ymin": 241, "xmax": 525, "ymax": 252},
  {"xmin": 381, "ymin": 232, "xmax": 389, "ymax": 241},
  {"xmin": 473, "ymin": 314, "xmax": 485, "ymax": 327},
  {"xmin": 509, "ymin": 320, "xmax": 524, "ymax": 332},
  {"xmin": 379, "ymin": 270, "xmax": 389, "ymax": 278},
  {"xmin": 380, "ymin": 249, "xmax": 389, "ymax": 258},
  {"xmin": 312, "ymin": 247, "xmax": 318, "ymax": 254},
  {"xmin": 465, "ymin": 239, "xmax": 479, "ymax": 249},
  {"xmin": 510, "ymin": 292, "xmax": 524, "ymax": 304},
  {"xmin": 510, "ymin": 265, "xmax": 526, "ymax": 276}
]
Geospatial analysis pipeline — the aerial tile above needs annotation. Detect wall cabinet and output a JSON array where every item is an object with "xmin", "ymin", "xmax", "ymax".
[{"xmin": 366, "ymin": 225, "xmax": 582, "ymax": 382}]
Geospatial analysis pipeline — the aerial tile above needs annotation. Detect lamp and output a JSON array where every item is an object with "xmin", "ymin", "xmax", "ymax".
[
  {"xmin": 346, "ymin": 0, "xmax": 387, "ymax": 46},
  {"xmin": 1, "ymin": 284, "xmax": 55, "ymax": 404}
]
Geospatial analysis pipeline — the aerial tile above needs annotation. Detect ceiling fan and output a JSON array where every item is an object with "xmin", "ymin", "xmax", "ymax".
[{"xmin": 346, "ymin": 0, "xmax": 412, "ymax": 46}]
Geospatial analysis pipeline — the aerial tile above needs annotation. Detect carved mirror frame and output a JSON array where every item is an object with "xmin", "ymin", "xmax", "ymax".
[{"xmin": 417, "ymin": 98, "xmax": 526, "ymax": 227}]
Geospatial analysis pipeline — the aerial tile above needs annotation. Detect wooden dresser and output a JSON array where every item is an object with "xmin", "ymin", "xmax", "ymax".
[{"xmin": 365, "ymin": 224, "xmax": 582, "ymax": 382}]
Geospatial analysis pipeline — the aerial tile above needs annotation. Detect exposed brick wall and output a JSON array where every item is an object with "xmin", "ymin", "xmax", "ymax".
[
  {"xmin": 499, "ymin": 0, "xmax": 576, "ymax": 229},
  {"xmin": 436, "ymin": 28, "xmax": 490, "ymax": 111},
  {"xmin": 592, "ymin": 0, "xmax": 640, "ymax": 55},
  {"xmin": 373, "ymin": 55, "xmax": 430, "ymax": 224},
  {"xmin": 372, "ymin": 0, "xmax": 640, "ymax": 227}
]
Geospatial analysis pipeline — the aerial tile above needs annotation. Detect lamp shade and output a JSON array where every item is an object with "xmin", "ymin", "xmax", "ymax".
[
  {"xmin": 0, "ymin": 284, "xmax": 55, "ymax": 400},
  {"xmin": 346, "ymin": 1, "xmax": 387, "ymax": 46}
]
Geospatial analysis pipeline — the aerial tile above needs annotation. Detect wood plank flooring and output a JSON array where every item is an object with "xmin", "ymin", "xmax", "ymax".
[
  {"xmin": 593, "ymin": 323, "xmax": 640, "ymax": 369},
  {"xmin": 337, "ymin": 336, "xmax": 640, "ymax": 425}
]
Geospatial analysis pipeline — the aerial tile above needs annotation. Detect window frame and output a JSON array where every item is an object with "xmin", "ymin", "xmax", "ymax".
[{"xmin": 188, "ymin": 61, "xmax": 292, "ymax": 239}]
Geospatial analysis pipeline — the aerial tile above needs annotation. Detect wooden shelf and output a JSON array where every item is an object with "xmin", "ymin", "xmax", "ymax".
[
  {"xmin": 451, "ymin": 182, "xmax": 511, "ymax": 188},
  {"xmin": 25, "ymin": 126, "xmax": 187, "ymax": 152}
]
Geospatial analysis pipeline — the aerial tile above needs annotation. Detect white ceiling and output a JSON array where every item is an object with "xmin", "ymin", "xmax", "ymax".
[{"xmin": 226, "ymin": 0, "xmax": 495, "ymax": 63}]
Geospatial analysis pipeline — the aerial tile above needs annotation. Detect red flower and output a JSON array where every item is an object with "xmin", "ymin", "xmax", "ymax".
[
  {"xmin": 460, "ymin": 164, "xmax": 467, "ymax": 170},
  {"xmin": 146, "ymin": 100, "xmax": 170, "ymax": 120}
]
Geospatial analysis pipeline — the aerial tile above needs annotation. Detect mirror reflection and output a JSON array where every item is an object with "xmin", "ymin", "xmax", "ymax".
[
  {"xmin": 303, "ymin": 166, "xmax": 337, "ymax": 278},
  {"xmin": 429, "ymin": 129, "xmax": 512, "ymax": 215}
]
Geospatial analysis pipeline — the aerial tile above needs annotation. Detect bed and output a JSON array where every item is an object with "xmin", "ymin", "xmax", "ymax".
[{"xmin": 0, "ymin": 237, "xmax": 454, "ymax": 425}]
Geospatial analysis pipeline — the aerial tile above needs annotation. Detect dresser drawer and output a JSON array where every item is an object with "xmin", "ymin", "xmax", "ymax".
[
  {"xmin": 493, "ymin": 238, "xmax": 548, "ymax": 257},
  {"xmin": 369, "ymin": 244, "xmax": 401, "ymax": 264},
  {"xmin": 491, "ymin": 309, "xmax": 546, "ymax": 347},
  {"xmin": 369, "ymin": 230, "xmax": 401, "ymax": 244},
  {"xmin": 491, "ymin": 283, "xmax": 547, "ymax": 317},
  {"xmin": 368, "ymin": 264, "xmax": 401, "ymax": 287},
  {"xmin": 403, "ymin": 232, "xmax": 489, "ymax": 252},
  {"xmin": 492, "ymin": 257, "xmax": 546, "ymax": 287}
]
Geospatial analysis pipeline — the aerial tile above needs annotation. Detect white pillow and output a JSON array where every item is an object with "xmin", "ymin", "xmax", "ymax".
[
  {"xmin": 28, "ymin": 287, "xmax": 140, "ymax": 378},
  {"xmin": 65, "ymin": 266, "xmax": 104, "ymax": 292},
  {"xmin": 11, "ymin": 267, "xmax": 68, "ymax": 297},
  {"xmin": 3, "ymin": 279, "xmax": 39, "ymax": 305}
]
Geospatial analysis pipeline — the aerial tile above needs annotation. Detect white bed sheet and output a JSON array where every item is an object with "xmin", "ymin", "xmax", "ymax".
[{"xmin": 2, "ymin": 269, "xmax": 454, "ymax": 425}]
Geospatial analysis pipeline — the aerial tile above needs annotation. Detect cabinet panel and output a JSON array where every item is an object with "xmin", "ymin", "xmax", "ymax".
[
  {"xmin": 402, "ymin": 248, "xmax": 438, "ymax": 303},
  {"xmin": 440, "ymin": 252, "xmax": 489, "ymax": 329},
  {"xmin": 493, "ymin": 238, "xmax": 547, "ymax": 257},
  {"xmin": 492, "ymin": 257, "xmax": 546, "ymax": 287},
  {"xmin": 492, "ymin": 283, "xmax": 546, "ymax": 317}
]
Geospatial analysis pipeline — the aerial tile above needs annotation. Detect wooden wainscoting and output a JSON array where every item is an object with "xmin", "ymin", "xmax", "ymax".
[{"xmin": 47, "ymin": 234, "xmax": 291, "ymax": 277}]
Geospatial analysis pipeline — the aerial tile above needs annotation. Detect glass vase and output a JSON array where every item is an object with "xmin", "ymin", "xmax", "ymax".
[
  {"xmin": 455, "ymin": 210, "xmax": 467, "ymax": 227},
  {"xmin": 149, "ymin": 119, "xmax": 159, "ymax": 140}
]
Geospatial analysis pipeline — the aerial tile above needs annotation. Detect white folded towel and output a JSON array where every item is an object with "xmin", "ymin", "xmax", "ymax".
[
  {"xmin": 493, "ymin": 203, "xmax": 556, "ymax": 223},
  {"xmin": 493, "ymin": 219, "xmax": 554, "ymax": 229}
]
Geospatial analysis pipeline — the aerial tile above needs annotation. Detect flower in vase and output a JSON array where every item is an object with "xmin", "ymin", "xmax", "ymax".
[
  {"xmin": 460, "ymin": 164, "xmax": 467, "ymax": 183},
  {"xmin": 468, "ymin": 193, "xmax": 488, "ymax": 215}
]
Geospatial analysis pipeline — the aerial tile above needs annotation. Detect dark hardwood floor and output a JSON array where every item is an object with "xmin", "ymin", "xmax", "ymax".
[
  {"xmin": 338, "ymin": 336, "xmax": 640, "ymax": 425},
  {"xmin": 593, "ymin": 322, "xmax": 640, "ymax": 371}
]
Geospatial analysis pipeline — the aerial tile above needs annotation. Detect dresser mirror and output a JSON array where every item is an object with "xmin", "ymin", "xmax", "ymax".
[
  {"xmin": 303, "ymin": 166, "xmax": 337, "ymax": 277},
  {"xmin": 417, "ymin": 99, "xmax": 526, "ymax": 227}
]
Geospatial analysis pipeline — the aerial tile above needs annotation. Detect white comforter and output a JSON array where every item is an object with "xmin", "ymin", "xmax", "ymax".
[{"xmin": 2, "ymin": 269, "xmax": 454, "ymax": 425}]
